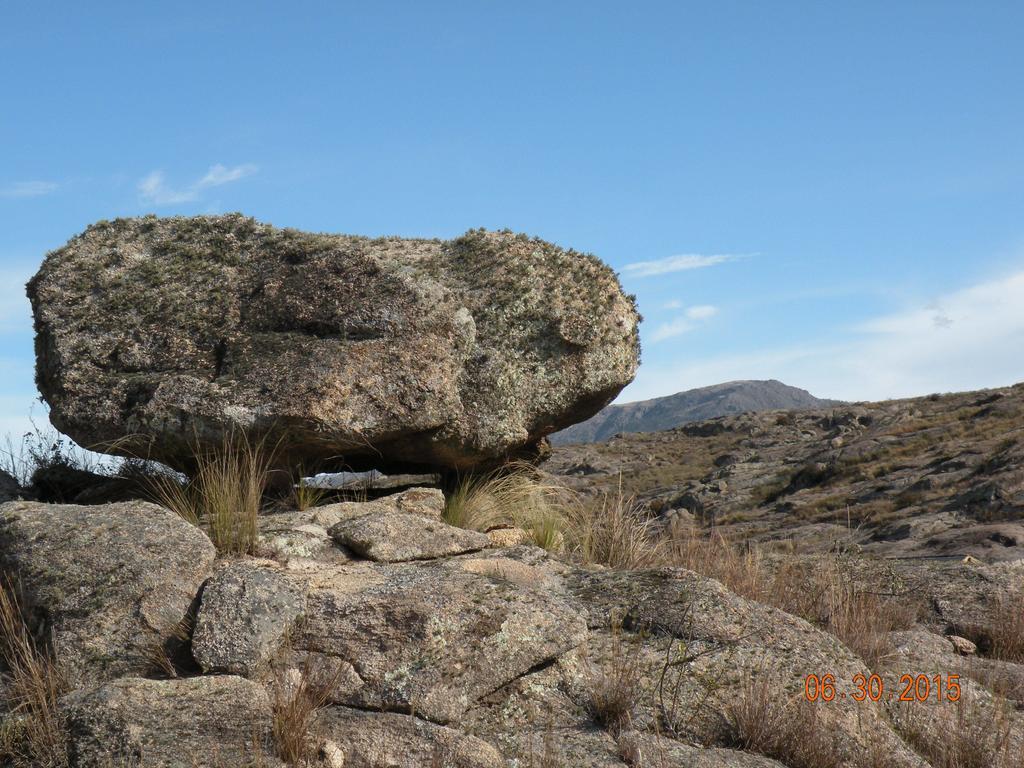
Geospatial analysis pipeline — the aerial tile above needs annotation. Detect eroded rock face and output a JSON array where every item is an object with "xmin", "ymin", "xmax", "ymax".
[
  {"xmin": 61, "ymin": 676, "xmax": 280, "ymax": 767},
  {"xmin": 0, "ymin": 500, "xmax": 215, "ymax": 685},
  {"xmin": 293, "ymin": 560, "xmax": 589, "ymax": 724},
  {"xmin": 28, "ymin": 215, "xmax": 640, "ymax": 472}
]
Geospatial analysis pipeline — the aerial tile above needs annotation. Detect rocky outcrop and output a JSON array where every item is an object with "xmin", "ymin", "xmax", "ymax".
[
  {"xmin": 6, "ymin": 480, "xmax": 1021, "ymax": 766},
  {"xmin": 61, "ymin": 676, "xmax": 280, "ymax": 767},
  {"xmin": 256, "ymin": 486, "xmax": 445, "ymax": 566},
  {"xmin": 0, "ymin": 500, "xmax": 215, "ymax": 685},
  {"xmin": 28, "ymin": 215, "xmax": 640, "ymax": 473},
  {"xmin": 275, "ymin": 560, "xmax": 587, "ymax": 724}
]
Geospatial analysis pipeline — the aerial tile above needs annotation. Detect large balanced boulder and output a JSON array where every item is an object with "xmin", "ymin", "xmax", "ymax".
[
  {"xmin": 28, "ymin": 215, "xmax": 640, "ymax": 472},
  {"xmin": 0, "ymin": 500, "xmax": 215, "ymax": 685}
]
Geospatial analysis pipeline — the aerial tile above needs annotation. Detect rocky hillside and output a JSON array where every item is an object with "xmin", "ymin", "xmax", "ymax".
[
  {"xmin": 5, "ymin": 484, "xmax": 1023, "ymax": 767},
  {"xmin": 5, "ymin": 216, "xmax": 1024, "ymax": 768},
  {"xmin": 548, "ymin": 381, "xmax": 1024, "ymax": 562},
  {"xmin": 551, "ymin": 380, "xmax": 838, "ymax": 444}
]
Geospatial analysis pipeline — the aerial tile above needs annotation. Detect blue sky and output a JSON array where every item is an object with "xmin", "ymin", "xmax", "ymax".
[{"xmin": 3, "ymin": 1, "xmax": 1024, "ymax": 439}]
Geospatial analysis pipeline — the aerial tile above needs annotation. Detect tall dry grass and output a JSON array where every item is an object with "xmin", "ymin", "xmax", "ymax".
[
  {"xmin": 148, "ymin": 431, "xmax": 276, "ymax": 556},
  {"xmin": 443, "ymin": 464, "xmax": 571, "ymax": 552},
  {"xmin": 584, "ymin": 623, "xmax": 644, "ymax": 735},
  {"xmin": 570, "ymin": 481, "xmax": 665, "ymax": 569},
  {"xmin": 987, "ymin": 588, "xmax": 1024, "ymax": 663},
  {"xmin": 892, "ymin": 692, "xmax": 1023, "ymax": 768},
  {"xmin": 0, "ymin": 580, "xmax": 67, "ymax": 767},
  {"xmin": 722, "ymin": 678, "xmax": 844, "ymax": 768},
  {"xmin": 270, "ymin": 662, "xmax": 336, "ymax": 764},
  {"xmin": 768, "ymin": 559, "xmax": 921, "ymax": 669}
]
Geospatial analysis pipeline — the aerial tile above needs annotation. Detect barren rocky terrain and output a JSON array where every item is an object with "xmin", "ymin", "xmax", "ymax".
[
  {"xmin": 2, "ymin": 217, "xmax": 1023, "ymax": 767},
  {"xmin": 549, "ymin": 382, "xmax": 1024, "ymax": 562}
]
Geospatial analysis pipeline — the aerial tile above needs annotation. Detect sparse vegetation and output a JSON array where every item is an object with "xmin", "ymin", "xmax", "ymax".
[
  {"xmin": 570, "ymin": 480, "xmax": 665, "ymax": 569},
  {"xmin": 585, "ymin": 623, "xmax": 644, "ymax": 735},
  {"xmin": 892, "ymin": 693, "xmax": 1022, "ymax": 768},
  {"xmin": 270, "ymin": 661, "xmax": 335, "ymax": 765},
  {"xmin": 984, "ymin": 588, "xmax": 1024, "ymax": 663},
  {"xmin": 722, "ymin": 678, "xmax": 843, "ymax": 768},
  {"xmin": 0, "ymin": 580, "xmax": 68, "ymax": 768},
  {"xmin": 291, "ymin": 473, "xmax": 326, "ymax": 512},
  {"xmin": 148, "ymin": 431, "xmax": 276, "ymax": 556},
  {"xmin": 443, "ymin": 464, "xmax": 571, "ymax": 552}
]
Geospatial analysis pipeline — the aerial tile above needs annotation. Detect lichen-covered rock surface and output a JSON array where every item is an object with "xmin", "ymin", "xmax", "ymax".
[
  {"xmin": 61, "ymin": 675, "xmax": 281, "ymax": 767},
  {"xmin": 28, "ymin": 215, "xmax": 640, "ymax": 472},
  {"xmin": 0, "ymin": 500, "xmax": 215, "ymax": 686}
]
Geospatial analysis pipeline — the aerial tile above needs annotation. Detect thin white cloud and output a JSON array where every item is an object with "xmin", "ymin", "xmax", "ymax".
[
  {"xmin": 650, "ymin": 304, "xmax": 719, "ymax": 342},
  {"xmin": 650, "ymin": 317, "xmax": 695, "ymax": 342},
  {"xmin": 623, "ymin": 253, "xmax": 743, "ymax": 277},
  {"xmin": 138, "ymin": 163, "xmax": 258, "ymax": 207},
  {"xmin": 686, "ymin": 304, "xmax": 718, "ymax": 320},
  {"xmin": 0, "ymin": 181, "xmax": 59, "ymax": 198},
  {"xmin": 623, "ymin": 268, "xmax": 1024, "ymax": 403},
  {"xmin": 662, "ymin": 299, "xmax": 684, "ymax": 309},
  {"xmin": 138, "ymin": 171, "xmax": 199, "ymax": 205},
  {"xmin": 197, "ymin": 163, "xmax": 258, "ymax": 188}
]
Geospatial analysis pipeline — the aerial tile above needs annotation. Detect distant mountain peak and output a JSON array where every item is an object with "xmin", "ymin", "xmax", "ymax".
[{"xmin": 550, "ymin": 380, "xmax": 840, "ymax": 444}]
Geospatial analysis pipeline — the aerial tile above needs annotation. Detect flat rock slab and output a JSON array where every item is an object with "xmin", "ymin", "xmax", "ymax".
[
  {"xmin": 316, "ymin": 708, "xmax": 504, "ymax": 768},
  {"xmin": 257, "ymin": 487, "xmax": 445, "ymax": 566},
  {"xmin": 61, "ymin": 675, "xmax": 281, "ymax": 767},
  {"xmin": 0, "ymin": 500, "xmax": 215, "ymax": 685},
  {"xmin": 329, "ymin": 510, "xmax": 490, "ymax": 562},
  {"xmin": 192, "ymin": 561, "xmax": 306, "ymax": 676},
  {"xmin": 295, "ymin": 560, "xmax": 588, "ymax": 724},
  {"xmin": 29, "ymin": 215, "xmax": 640, "ymax": 473}
]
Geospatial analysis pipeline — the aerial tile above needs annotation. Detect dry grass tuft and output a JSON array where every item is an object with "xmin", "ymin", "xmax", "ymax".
[
  {"xmin": 987, "ymin": 588, "xmax": 1024, "ymax": 663},
  {"xmin": 892, "ymin": 693, "xmax": 1022, "ymax": 768},
  {"xmin": 722, "ymin": 678, "xmax": 842, "ymax": 768},
  {"xmin": 570, "ymin": 482, "xmax": 665, "ymax": 569},
  {"xmin": 0, "ymin": 580, "xmax": 68, "ymax": 767},
  {"xmin": 291, "ymin": 464, "xmax": 327, "ymax": 512},
  {"xmin": 149, "ymin": 431, "xmax": 275, "ymax": 556},
  {"xmin": 585, "ymin": 624, "xmax": 644, "ymax": 735},
  {"xmin": 270, "ymin": 661, "xmax": 335, "ymax": 764},
  {"xmin": 444, "ymin": 464, "xmax": 571, "ymax": 552},
  {"xmin": 769, "ymin": 559, "xmax": 921, "ymax": 669},
  {"xmin": 662, "ymin": 527, "xmax": 769, "ymax": 601}
]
